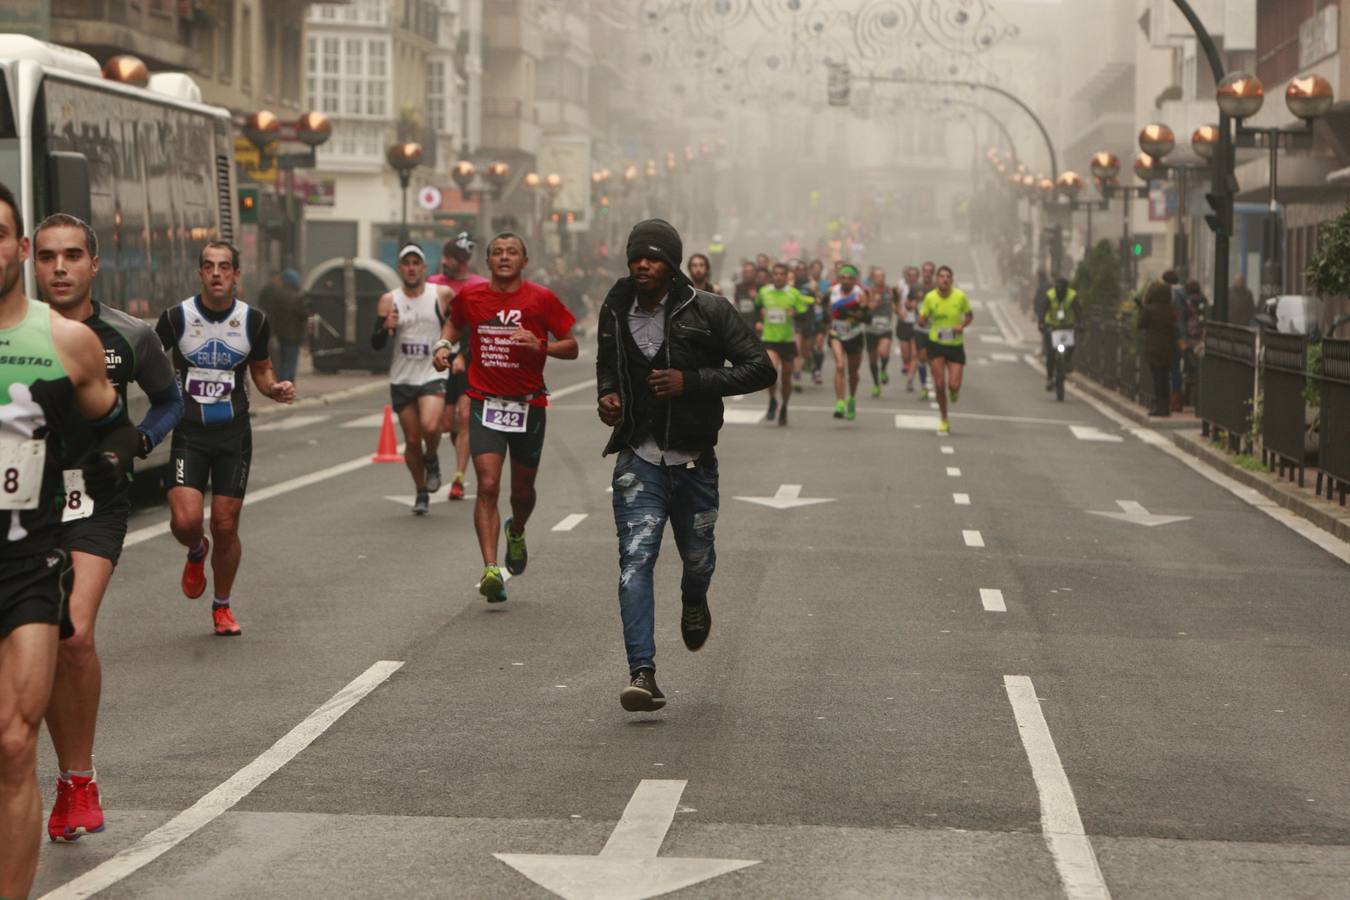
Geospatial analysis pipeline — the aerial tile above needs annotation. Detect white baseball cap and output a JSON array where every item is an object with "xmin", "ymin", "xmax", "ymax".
[{"xmin": 398, "ymin": 244, "xmax": 426, "ymax": 261}]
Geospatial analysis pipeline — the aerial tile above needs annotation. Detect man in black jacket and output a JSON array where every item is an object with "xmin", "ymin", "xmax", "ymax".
[{"xmin": 596, "ymin": 219, "xmax": 775, "ymax": 713}]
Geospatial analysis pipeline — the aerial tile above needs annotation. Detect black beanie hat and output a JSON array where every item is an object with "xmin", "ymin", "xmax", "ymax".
[{"xmin": 626, "ymin": 218, "xmax": 683, "ymax": 271}]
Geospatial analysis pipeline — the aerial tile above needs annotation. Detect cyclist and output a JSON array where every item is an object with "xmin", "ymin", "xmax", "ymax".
[{"xmin": 1042, "ymin": 276, "xmax": 1081, "ymax": 390}]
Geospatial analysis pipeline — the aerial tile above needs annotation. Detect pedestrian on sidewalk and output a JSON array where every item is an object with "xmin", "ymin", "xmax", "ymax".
[
  {"xmin": 1138, "ymin": 280, "xmax": 1178, "ymax": 417},
  {"xmin": 595, "ymin": 218, "xmax": 774, "ymax": 713},
  {"xmin": 1229, "ymin": 274, "xmax": 1256, "ymax": 325},
  {"xmin": 257, "ymin": 269, "xmax": 307, "ymax": 384}
]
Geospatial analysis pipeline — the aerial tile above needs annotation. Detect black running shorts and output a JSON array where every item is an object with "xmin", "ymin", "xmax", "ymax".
[
  {"xmin": 0, "ymin": 549, "xmax": 72, "ymax": 640},
  {"xmin": 469, "ymin": 398, "xmax": 547, "ymax": 470},
  {"xmin": 896, "ymin": 321, "xmax": 916, "ymax": 341},
  {"xmin": 170, "ymin": 419, "xmax": 253, "ymax": 499},
  {"xmin": 914, "ymin": 331, "xmax": 931, "ymax": 351},
  {"xmin": 832, "ymin": 333, "xmax": 865, "ymax": 356},
  {"xmin": 390, "ymin": 379, "xmax": 446, "ymax": 412},
  {"xmin": 61, "ymin": 495, "xmax": 132, "ymax": 565},
  {"xmin": 927, "ymin": 343, "xmax": 967, "ymax": 365},
  {"xmin": 445, "ymin": 370, "xmax": 469, "ymax": 405},
  {"xmin": 763, "ymin": 340, "xmax": 797, "ymax": 362}
]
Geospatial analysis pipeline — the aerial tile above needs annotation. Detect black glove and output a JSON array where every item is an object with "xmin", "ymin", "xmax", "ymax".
[{"xmin": 80, "ymin": 450, "xmax": 125, "ymax": 503}]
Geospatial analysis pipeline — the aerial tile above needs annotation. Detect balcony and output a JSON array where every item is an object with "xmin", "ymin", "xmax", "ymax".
[
  {"xmin": 50, "ymin": 0, "xmax": 195, "ymax": 69},
  {"xmin": 482, "ymin": 97, "xmax": 540, "ymax": 156},
  {"xmin": 484, "ymin": 0, "xmax": 542, "ymax": 59}
]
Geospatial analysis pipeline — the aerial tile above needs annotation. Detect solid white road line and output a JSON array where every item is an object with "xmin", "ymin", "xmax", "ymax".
[
  {"xmin": 991, "ymin": 352, "xmax": 1021, "ymax": 362},
  {"xmin": 987, "ymin": 298, "xmax": 1027, "ymax": 345},
  {"xmin": 953, "ymin": 493, "xmax": 971, "ymax": 505},
  {"xmin": 896, "ymin": 414, "xmax": 940, "ymax": 430},
  {"xmin": 552, "ymin": 513, "xmax": 588, "ymax": 532},
  {"xmin": 946, "ymin": 467, "xmax": 962, "ymax": 477},
  {"xmin": 1004, "ymin": 675, "xmax": 1112, "ymax": 900},
  {"xmin": 977, "ymin": 334, "xmax": 1007, "ymax": 344},
  {"xmin": 340, "ymin": 412, "xmax": 385, "ymax": 428},
  {"xmin": 41, "ymin": 661, "xmax": 405, "ymax": 900},
  {"xmin": 940, "ymin": 445, "xmax": 955, "ymax": 455},
  {"xmin": 253, "ymin": 414, "xmax": 332, "ymax": 432},
  {"xmin": 1069, "ymin": 425, "xmax": 1125, "ymax": 443},
  {"xmin": 962, "ymin": 529, "xmax": 985, "ymax": 547},
  {"xmin": 724, "ymin": 409, "xmax": 767, "ymax": 424},
  {"xmin": 980, "ymin": 588, "xmax": 1007, "ymax": 612},
  {"xmin": 1021, "ymin": 355, "xmax": 1350, "ymax": 566}
]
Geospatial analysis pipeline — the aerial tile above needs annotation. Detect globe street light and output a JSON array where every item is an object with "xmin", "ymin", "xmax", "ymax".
[
  {"xmin": 1136, "ymin": 123, "xmax": 1210, "ymax": 277},
  {"xmin": 1090, "ymin": 149, "xmax": 1150, "ymax": 292},
  {"xmin": 386, "ymin": 142, "xmax": 424, "ymax": 246},
  {"xmin": 1219, "ymin": 71, "xmax": 1335, "ymax": 299}
]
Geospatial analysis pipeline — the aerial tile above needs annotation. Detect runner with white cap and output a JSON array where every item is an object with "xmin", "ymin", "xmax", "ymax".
[{"xmin": 372, "ymin": 244, "xmax": 454, "ymax": 514}]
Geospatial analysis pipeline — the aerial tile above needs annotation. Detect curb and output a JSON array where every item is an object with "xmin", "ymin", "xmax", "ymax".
[
  {"xmin": 250, "ymin": 379, "xmax": 385, "ymax": 418},
  {"xmin": 1070, "ymin": 371, "xmax": 1350, "ymax": 544}
]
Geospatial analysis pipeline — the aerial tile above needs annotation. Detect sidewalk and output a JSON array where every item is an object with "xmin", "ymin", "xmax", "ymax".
[
  {"xmin": 1010, "ymin": 298, "xmax": 1350, "ymax": 544},
  {"xmin": 252, "ymin": 348, "xmax": 384, "ymax": 418}
]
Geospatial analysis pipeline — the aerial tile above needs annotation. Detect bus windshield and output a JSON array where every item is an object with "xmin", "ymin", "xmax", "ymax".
[{"xmin": 0, "ymin": 69, "xmax": 19, "ymax": 190}]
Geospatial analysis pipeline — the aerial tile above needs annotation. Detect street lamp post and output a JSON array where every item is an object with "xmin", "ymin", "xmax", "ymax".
[
  {"xmin": 386, "ymin": 142, "xmax": 424, "ymax": 247},
  {"xmin": 1090, "ymin": 151, "xmax": 1149, "ymax": 294},
  {"xmin": 1135, "ymin": 122, "xmax": 1209, "ymax": 279},
  {"xmin": 543, "ymin": 173, "xmax": 564, "ymax": 255},
  {"xmin": 1054, "ymin": 170, "xmax": 1109, "ymax": 267},
  {"xmin": 1216, "ymin": 72, "xmax": 1334, "ymax": 301}
]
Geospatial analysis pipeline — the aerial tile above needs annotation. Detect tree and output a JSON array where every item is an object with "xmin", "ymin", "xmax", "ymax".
[
  {"xmin": 1072, "ymin": 239, "xmax": 1122, "ymax": 317},
  {"xmin": 1305, "ymin": 208, "xmax": 1350, "ymax": 300}
]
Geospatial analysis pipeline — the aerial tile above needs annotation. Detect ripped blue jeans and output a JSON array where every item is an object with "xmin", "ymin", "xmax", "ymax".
[{"xmin": 611, "ymin": 449, "xmax": 719, "ymax": 674}]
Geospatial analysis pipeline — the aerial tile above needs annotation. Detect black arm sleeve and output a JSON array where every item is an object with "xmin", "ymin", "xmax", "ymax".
[
  {"xmin": 87, "ymin": 396, "xmax": 139, "ymax": 471},
  {"xmin": 371, "ymin": 316, "xmax": 390, "ymax": 350}
]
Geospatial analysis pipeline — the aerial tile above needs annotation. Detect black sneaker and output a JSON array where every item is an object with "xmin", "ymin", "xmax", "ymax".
[
  {"xmin": 424, "ymin": 455, "xmax": 442, "ymax": 493},
  {"xmin": 681, "ymin": 596, "xmax": 711, "ymax": 651},
  {"xmin": 620, "ymin": 668, "xmax": 666, "ymax": 712},
  {"xmin": 412, "ymin": 489, "xmax": 430, "ymax": 515},
  {"xmin": 766, "ymin": 396, "xmax": 778, "ymax": 420}
]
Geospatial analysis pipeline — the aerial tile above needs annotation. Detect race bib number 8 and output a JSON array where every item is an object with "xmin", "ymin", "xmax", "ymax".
[
  {"xmin": 0, "ymin": 438, "xmax": 46, "ymax": 511},
  {"xmin": 185, "ymin": 367, "xmax": 235, "ymax": 404},
  {"xmin": 61, "ymin": 469, "xmax": 94, "ymax": 522},
  {"xmin": 482, "ymin": 398, "xmax": 528, "ymax": 433}
]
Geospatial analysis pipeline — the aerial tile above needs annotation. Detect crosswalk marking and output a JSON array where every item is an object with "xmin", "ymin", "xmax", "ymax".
[{"xmin": 254, "ymin": 414, "xmax": 331, "ymax": 432}]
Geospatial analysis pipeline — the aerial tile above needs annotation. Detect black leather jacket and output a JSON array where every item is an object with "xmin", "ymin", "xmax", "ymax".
[{"xmin": 596, "ymin": 276, "xmax": 775, "ymax": 457}]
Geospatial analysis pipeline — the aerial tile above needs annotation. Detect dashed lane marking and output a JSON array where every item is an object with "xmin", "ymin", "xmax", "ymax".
[
  {"xmin": 552, "ymin": 513, "xmax": 588, "ymax": 532},
  {"xmin": 946, "ymin": 467, "xmax": 962, "ymax": 477},
  {"xmin": 40, "ymin": 661, "xmax": 405, "ymax": 900},
  {"xmin": 940, "ymin": 445, "xmax": 955, "ymax": 455},
  {"xmin": 953, "ymin": 493, "xmax": 970, "ymax": 505},
  {"xmin": 980, "ymin": 588, "xmax": 1006, "ymax": 612},
  {"xmin": 962, "ymin": 529, "xmax": 985, "ymax": 547},
  {"xmin": 991, "ymin": 352, "xmax": 1021, "ymax": 362},
  {"xmin": 1004, "ymin": 675, "xmax": 1112, "ymax": 900}
]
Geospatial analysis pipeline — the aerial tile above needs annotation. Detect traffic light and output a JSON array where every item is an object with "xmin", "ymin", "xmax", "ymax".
[
  {"xmin": 826, "ymin": 62, "xmax": 851, "ymax": 107},
  {"xmin": 1204, "ymin": 191, "xmax": 1233, "ymax": 236},
  {"xmin": 238, "ymin": 187, "xmax": 258, "ymax": 224},
  {"xmin": 1131, "ymin": 235, "xmax": 1153, "ymax": 258}
]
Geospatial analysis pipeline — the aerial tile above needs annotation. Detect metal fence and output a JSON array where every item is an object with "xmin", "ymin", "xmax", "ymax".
[
  {"xmin": 1317, "ymin": 338, "xmax": 1350, "ymax": 505},
  {"xmin": 1077, "ymin": 316, "xmax": 1144, "ymax": 405},
  {"xmin": 1261, "ymin": 333, "xmax": 1310, "ymax": 486},
  {"xmin": 1198, "ymin": 323, "xmax": 1256, "ymax": 453}
]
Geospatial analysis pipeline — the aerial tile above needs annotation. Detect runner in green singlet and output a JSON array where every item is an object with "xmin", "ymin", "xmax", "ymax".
[
  {"xmin": 917, "ymin": 265, "xmax": 973, "ymax": 435},
  {"xmin": 756, "ymin": 262, "xmax": 810, "ymax": 426}
]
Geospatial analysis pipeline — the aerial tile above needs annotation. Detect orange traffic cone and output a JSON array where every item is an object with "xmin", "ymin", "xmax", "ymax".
[{"xmin": 372, "ymin": 405, "xmax": 402, "ymax": 463}]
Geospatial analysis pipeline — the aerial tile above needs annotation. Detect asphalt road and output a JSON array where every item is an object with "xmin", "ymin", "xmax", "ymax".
[{"xmin": 29, "ymin": 295, "xmax": 1350, "ymax": 900}]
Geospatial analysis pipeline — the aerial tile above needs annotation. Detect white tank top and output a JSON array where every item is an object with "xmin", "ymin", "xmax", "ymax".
[{"xmin": 389, "ymin": 285, "xmax": 444, "ymax": 386}]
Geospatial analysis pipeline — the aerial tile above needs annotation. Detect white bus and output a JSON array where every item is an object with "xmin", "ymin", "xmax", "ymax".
[{"xmin": 0, "ymin": 34, "xmax": 237, "ymax": 318}]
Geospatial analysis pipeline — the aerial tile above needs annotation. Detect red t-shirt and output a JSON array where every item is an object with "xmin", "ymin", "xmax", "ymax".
[{"xmin": 450, "ymin": 280, "xmax": 575, "ymax": 407}]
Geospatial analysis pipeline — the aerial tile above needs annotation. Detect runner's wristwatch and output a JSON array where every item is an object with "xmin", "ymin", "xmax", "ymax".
[{"xmin": 434, "ymin": 339, "xmax": 460, "ymax": 355}]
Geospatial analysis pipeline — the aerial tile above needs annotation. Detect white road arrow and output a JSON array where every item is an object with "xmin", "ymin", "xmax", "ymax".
[
  {"xmin": 733, "ymin": 484, "xmax": 835, "ymax": 510},
  {"xmin": 495, "ymin": 779, "xmax": 758, "ymax": 900},
  {"xmin": 1088, "ymin": 499, "xmax": 1191, "ymax": 527}
]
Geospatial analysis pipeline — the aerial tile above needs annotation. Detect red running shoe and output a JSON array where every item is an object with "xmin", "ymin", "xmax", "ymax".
[
  {"xmin": 49, "ymin": 774, "xmax": 104, "ymax": 841},
  {"xmin": 448, "ymin": 476, "xmax": 465, "ymax": 501},
  {"xmin": 182, "ymin": 538, "xmax": 209, "ymax": 599},
  {"xmin": 213, "ymin": 605, "xmax": 242, "ymax": 636}
]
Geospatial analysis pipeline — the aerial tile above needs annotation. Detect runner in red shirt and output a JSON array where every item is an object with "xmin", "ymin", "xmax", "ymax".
[{"xmin": 433, "ymin": 232, "xmax": 577, "ymax": 602}]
